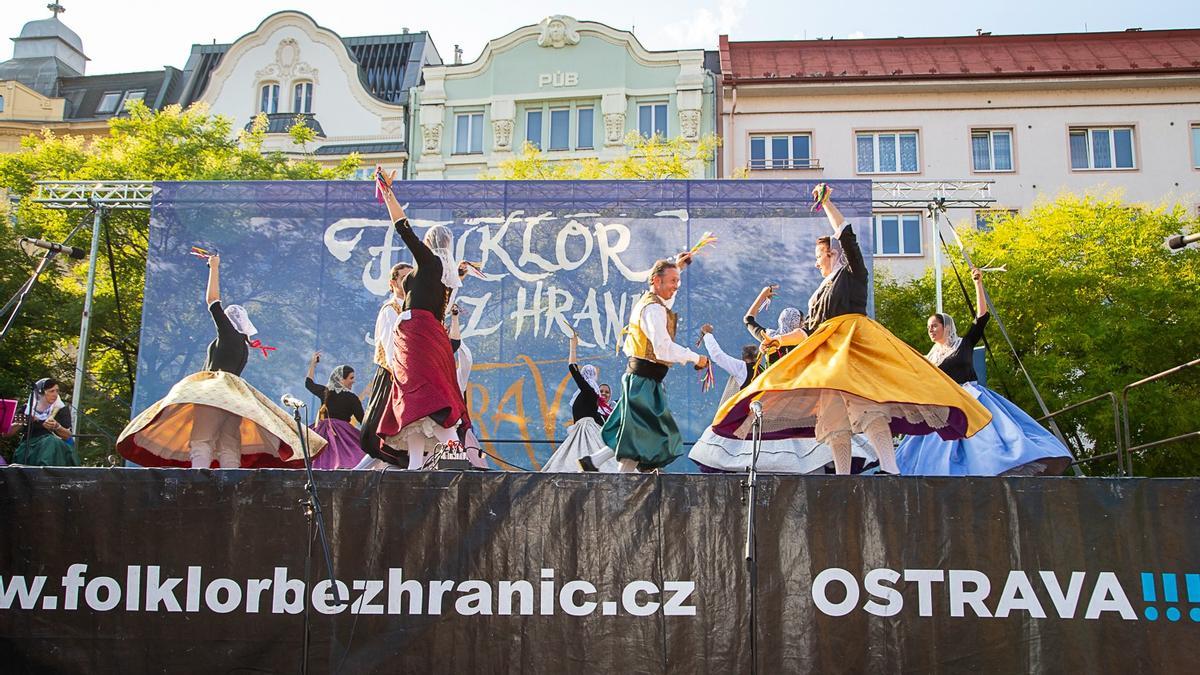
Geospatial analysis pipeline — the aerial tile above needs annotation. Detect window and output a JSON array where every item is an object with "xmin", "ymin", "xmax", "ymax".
[
  {"xmin": 974, "ymin": 209, "xmax": 1018, "ymax": 232},
  {"xmin": 97, "ymin": 92, "xmax": 122, "ymax": 114},
  {"xmin": 856, "ymin": 131, "xmax": 919, "ymax": 173},
  {"xmin": 525, "ymin": 110, "xmax": 543, "ymax": 149},
  {"xmin": 638, "ymin": 103, "xmax": 668, "ymax": 139},
  {"xmin": 971, "ymin": 129, "xmax": 1013, "ymax": 172},
  {"xmin": 1069, "ymin": 127, "xmax": 1135, "ymax": 169},
  {"xmin": 1191, "ymin": 124, "xmax": 1200, "ymax": 169},
  {"xmin": 293, "ymin": 82, "xmax": 313, "ymax": 114},
  {"xmin": 353, "ymin": 167, "xmax": 376, "ymax": 181},
  {"xmin": 549, "ymin": 109, "xmax": 570, "ymax": 151},
  {"xmin": 577, "ymin": 107, "xmax": 594, "ymax": 149},
  {"xmin": 0, "ymin": 94, "xmax": 5, "ymax": 113},
  {"xmin": 749, "ymin": 133, "xmax": 814, "ymax": 169},
  {"xmin": 259, "ymin": 84, "xmax": 280, "ymax": 114},
  {"xmin": 455, "ymin": 112, "xmax": 484, "ymax": 154},
  {"xmin": 873, "ymin": 213, "xmax": 922, "ymax": 256}
]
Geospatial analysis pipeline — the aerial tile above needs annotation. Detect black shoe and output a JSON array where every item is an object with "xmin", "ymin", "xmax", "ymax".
[{"xmin": 578, "ymin": 456, "xmax": 599, "ymax": 472}]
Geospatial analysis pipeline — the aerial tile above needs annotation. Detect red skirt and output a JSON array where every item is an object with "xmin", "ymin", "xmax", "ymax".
[{"xmin": 377, "ymin": 309, "xmax": 470, "ymax": 437}]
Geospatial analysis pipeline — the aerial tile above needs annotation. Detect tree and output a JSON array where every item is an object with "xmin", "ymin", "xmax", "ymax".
[
  {"xmin": 482, "ymin": 132, "xmax": 720, "ymax": 180},
  {"xmin": 0, "ymin": 102, "xmax": 357, "ymax": 464},
  {"xmin": 875, "ymin": 194, "xmax": 1200, "ymax": 477}
]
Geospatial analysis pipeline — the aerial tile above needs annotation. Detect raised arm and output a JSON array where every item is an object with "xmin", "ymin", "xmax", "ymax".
[
  {"xmin": 700, "ymin": 325, "xmax": 748, "ymax": 382},
  {"xmin": 568, "ymin": 331, "xmax": 579, "ymax": 365},
  {"xmin": 815, "ymin": 185, "xmax": 867, "ymax": 281},
  {"xmin": 378, "ymin": 166, "xmax": 439, "ymax": 270},
  {"xmin": 972, "ymin": 267, "xmax": 988, "ymax": 318},
  {"xmin": 205, "ymin": 254, "xmax": 220, "ymax": 305}
]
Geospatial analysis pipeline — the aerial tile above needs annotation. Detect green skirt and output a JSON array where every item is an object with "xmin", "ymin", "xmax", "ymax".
[
  {"xmin": 600, "ymin": 372, "xmax": 683, "ymax": 471},
  {"xmin": 13, "ymin": 434, "xmax": 81, "ymax": 467}
]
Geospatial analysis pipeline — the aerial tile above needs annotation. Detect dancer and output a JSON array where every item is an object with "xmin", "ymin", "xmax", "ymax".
[
  {"xmin": 304, "ymin": 352, "xmax": 366, "ymax": 469},
  {"xmin": 712, "ymin": 184, "xmax": 991, "ymax": 475},
  {"xmin": 5, "ymin": 378, "xmax": 80, "ymax": 466},
  {"xmin": 373, "ymin": 168, "xmax": 471, "ymax": 470},
  {"xmin": 895, "ymin": 268, "xmax": 1073, "ymax": 476},
  {"xmin": 359, "ymin": 262, "xmax": 412, "ymax": 465},
  {"xmin": 688, "ymin": 323, "xmax": 875, "ymax": 473},
  {"xmin": 449, "ymin": 304, "xmax": 487, "ymax": 469},
  {"xmin": 581, "ymin": 253, "xmax": 710, "ymax": 473},
  {"xmin": 543, "ymin": 332, "xmax": 618, "ymax": 472},
  {"xmin": 597, "ymin": 384, "xmax": 614, "ymax": 420},
  {"xmin": 117, "ymin": 254, "xmax": 325, "ymax": 468}
]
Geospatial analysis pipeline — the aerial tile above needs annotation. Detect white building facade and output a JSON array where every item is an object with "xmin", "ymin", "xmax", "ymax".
[{"xmin": 719, "ymin": 30, "xmax": 1200, "ymax": 279}]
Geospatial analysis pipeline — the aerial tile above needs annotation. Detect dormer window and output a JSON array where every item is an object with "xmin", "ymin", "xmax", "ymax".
[
  {"xmin": 97, "ymin": 92, "xmax": 122, "ymax": 115},
  {"xmin": 120, "ymin": 90, "xmax": 146, "ymax": 112},
  {"xmin": 259, "ymin": 83, "xmax": 280, "ymax": 114},
  {"xmin": 293, "ymin": 82, "xmax": 313, "ymax": 114}
]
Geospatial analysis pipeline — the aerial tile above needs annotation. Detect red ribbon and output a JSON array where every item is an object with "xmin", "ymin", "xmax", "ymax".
[{"xmin": 248, "ymin": 339, "xmax": 276, "ymax": 358}]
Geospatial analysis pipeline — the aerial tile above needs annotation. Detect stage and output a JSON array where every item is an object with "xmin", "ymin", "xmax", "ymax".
[{"xmin": 1, "ymin": 468, "xmax": 1196, "ymax": 673}]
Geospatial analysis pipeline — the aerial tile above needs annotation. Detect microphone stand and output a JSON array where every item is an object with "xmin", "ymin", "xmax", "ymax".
[
  {"xmin": 0, "ymin": 249, "xmax": 58, "ymax": 346},
  {"xmin": 287, "ymin": 403, "xmax": 342, "ymax": 675},
  {"xmin": 743, "ymin": 405, "xmax": 763, "ymax": 675}
]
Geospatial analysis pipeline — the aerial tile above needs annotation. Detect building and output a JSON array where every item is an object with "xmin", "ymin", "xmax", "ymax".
[
  {"xmin": 0, "ymin": 9, "xmax": 182, "ymax": 153},
  {"xmin": 176, "ymin": 11, "xmax": 440, "ymax": 178},
  {"xmin": 411, "ymin": 15, "xmax": 718, "ymax": 179},
  {"xmin": 718, "ymin": 29, "xmax": 1200, "ymax": 278}
]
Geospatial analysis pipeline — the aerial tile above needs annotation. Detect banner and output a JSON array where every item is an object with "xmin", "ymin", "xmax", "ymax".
[
  {"xmin": 1, "ymin": 469, "xmax": 1197, "ymax": 672},
  {"xmin": 135, "ymin": 180, "xmax": 875, "ymax": 470}
]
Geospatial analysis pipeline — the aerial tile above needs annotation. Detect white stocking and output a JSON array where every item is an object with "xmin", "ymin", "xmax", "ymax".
[
  {"xmin": 189, "ymin": 443, "xmax": 213, "ymax": 469},
  {"xmin": 618, "ymin": 458, "xmax": 640, "ymax": 473},
  {"xmin": 865, "ymin": 417, "xmax": 899, "ymax": 474},
  {"xmin": 590, "ymin": 447, "xmax": 617, "ymax": 466},
  {"xmin": 828, "ymin": 431, "xmax": 853, "ymax": 475}
]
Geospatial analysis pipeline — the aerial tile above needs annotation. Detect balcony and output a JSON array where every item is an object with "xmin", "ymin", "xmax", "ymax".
[{"xmin": 244, "ymin": 112, "xmax": 325, "ymax": 137}]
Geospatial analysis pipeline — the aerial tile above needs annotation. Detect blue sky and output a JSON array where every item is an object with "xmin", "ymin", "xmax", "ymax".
[{"xmin": 2, "ymin": 0, "xmax": 1197, "ymax": 75}]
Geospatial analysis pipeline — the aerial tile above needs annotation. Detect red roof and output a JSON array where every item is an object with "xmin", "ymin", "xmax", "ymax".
[{"xmin": 719, "ymin": 29, "xmax": 1200, "ymax": 84}]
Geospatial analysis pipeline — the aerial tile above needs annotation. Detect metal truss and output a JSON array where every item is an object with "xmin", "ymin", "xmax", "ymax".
[
  {"xmin": 33, "ymin": 181, "xmax": 154, "ymax": 210},
  {"xmin": 872, "ymin": 180, "xmax": 995, "ymax": 209}
]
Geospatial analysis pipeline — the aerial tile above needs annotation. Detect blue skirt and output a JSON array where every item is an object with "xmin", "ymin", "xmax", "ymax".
[{"xmin": 895, "ymin": 384, "xmax": 1073, "ymax": 476}]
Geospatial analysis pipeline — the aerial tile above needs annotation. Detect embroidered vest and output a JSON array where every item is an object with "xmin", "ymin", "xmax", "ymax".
[{"xmin": 623, "ymin": 292, "xmax": 678, "ymax": 365}]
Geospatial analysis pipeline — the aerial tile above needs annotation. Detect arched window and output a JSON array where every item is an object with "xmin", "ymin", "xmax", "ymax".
[
  {"xmin": 293, "ymin": 82, "xmax": 313, "ymax": 114},
  {"xmin": 259, "ymin": 83, "xmax": 280, "ymax": 114}
]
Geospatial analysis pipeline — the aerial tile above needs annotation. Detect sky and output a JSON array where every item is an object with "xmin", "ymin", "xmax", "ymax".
[{"xmin": 1, "ymin": 0, "xmax": 1197, "ymax": 75}]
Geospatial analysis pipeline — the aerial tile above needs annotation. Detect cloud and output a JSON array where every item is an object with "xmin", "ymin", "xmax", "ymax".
[
  {"xmin": 847, "ymin": 31, "xmax": 866, "ymax": 39},
  {"xmin": 659, "ymin": 0, "xmax": 748, "ymax": 48}
]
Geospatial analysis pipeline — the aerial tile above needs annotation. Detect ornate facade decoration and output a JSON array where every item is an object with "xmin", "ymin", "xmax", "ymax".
[
  {"xmin": 421, "ymin": 122, "xmax": 442, "ymax": 153},
  {"xmin": 603, "ymin": 112, "xmax": 625, "ymax": 145},
  {"xmin": 537, "ymin": 15, "xmax": 581, "ymax": 49},
  {"xmin": 679, "ymin": 109, "xmax": 701, "ymax": 140},
  {"xmin": 254, "ymin": 38, "xmax": 319, "ymax": 84},
  {"xmin": 492, "ymin": 119, "xmax": 514, "ymax": 151}
]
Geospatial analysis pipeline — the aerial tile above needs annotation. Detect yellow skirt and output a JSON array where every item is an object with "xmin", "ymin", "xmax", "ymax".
[{"xmin": 711, "ymin": 314, "xmax": 991, "ymax": 442}]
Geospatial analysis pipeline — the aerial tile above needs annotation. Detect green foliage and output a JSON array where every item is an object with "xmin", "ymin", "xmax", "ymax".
[
  {"xmin": 483, "ymin": 132, "xmax": 720, "ymax": 180},
  {"xmin": 0, "ymin": 102, "xmax": 356, "ymax": 464},
  {"xmin": 876, "ymin": 194, "xmax": 1200, "ymax": 476}
]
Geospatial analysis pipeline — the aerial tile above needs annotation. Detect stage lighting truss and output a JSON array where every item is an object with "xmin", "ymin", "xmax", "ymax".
[
  {"xmin": 33, "ymin": 181, "xmax": 154, "ymax": 210},
  {"xmin": 871, "ymin": 180, "xmax": 995, "ymax": 209}
]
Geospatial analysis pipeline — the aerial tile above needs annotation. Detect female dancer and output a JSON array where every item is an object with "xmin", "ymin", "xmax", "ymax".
[
  {"xmin": 117, "ymin": 254, "xmax": 324, "ymax": 468},
  {"xmin": 374, "ymin": 168, "xmax": 471, "ymax": 470},
  {"xmin": 712, "ymin": 185, "xmax": 991, "ymax": 475},
  {"xmin": 543, "ymin": 332, "xmax": 617, "ymax": 472},
  {"xmin": 304, "ymin": 352, "xmax": 366, "ymax": 469},
  {"xmin": 895, "ymin": 268, "xmax": 1073, "ymax": 475},
  {"xmin": 359, "ymin": 262, "xmax": 412, "ymax": 464}
]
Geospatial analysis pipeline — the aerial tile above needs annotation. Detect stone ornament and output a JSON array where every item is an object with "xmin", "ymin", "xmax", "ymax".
[
  {"xmin": 422, "ymin": 123, "xmax": 442, "ymax": 153},
  {"xmin": 492, "ymin": 119, "xmax": 514, "ymax": 151},
  {"xmin": 603, "ymin": 112, "xmax": 625, "ymax": 145},
  {"xmin": 537, "ymin": 15, "xmax": 581, "ymax": 49},
  {"xmin": 254, "ymin": 38, "xmax": 319, "ymax": 84},
  {"xmin": 679, "ymin": 109, "xmax": 701, "ymax": 140}
]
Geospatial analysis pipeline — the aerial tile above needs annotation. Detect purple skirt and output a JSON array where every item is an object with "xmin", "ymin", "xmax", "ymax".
[{"xmin": 311, "ymin": 418, "xmax": 366, "ymax": 470}]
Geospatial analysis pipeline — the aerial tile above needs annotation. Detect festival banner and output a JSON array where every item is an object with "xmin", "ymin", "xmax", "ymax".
[
  {"xmin": 133, "ymin": 180, "xmax": 875, "ymax": 470},
  {"xmin": 1, "ymin": 469, "xmax": 1196, "ymax": 672}
]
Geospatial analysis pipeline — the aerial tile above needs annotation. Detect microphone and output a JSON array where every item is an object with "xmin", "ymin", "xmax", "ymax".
[
  {"xmin": 749, "ymin": 400, "xmax": 763, "ymax": 419},
  {"xmin": 20, "ymin": 237, "xmax": 86, "ymax": 260},
  {"xmin": 1166, "ymin": 232, "xmax": 1200, "ymax": 250},
  {"xmin": 280, "ymin": 393, "xmax": 306, "ymax": 409}
]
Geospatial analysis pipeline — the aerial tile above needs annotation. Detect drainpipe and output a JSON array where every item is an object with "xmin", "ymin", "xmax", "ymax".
[
  {"xmin": 405, "ymin": 85, "xmax": 418, "ymax": 180},
  {"xmin": 727, "ymin": 82, "xmax": 738, "ymax": 178},
  {"xmin": 707, "ymin": 69, "xmax": 719, "ymax": 179}
]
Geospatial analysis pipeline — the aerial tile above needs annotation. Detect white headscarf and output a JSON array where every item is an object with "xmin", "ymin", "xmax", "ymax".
[
  {"xmin": 926, "ymin": 313, "xmax": 962, "ymax": 366},
  {"xmin": 424, "ymin": 225, "xmax": 462, "ymax": 291},
  {"xmin": 26, "ymin": 378, "xmax": 65, "ymax": 421},
  {"xmin": 767, "ymin": 307, "xmax": 804, "ymax": 338},
  {"xmin": 325, "ymin": 365, "xmax": 353, "ymax": 394},
  {"xmin": 456, "ymin": 342, "xmax": 473, "ymax": 392},
  {"xmin": 569, "ymin": 364, "xmax": 602, "ymax": 409},
  {"xmin": 223, "ymin": 304, "xmax": 258, "ymax": 337},
  {"xmin": 807, "ymin": 238, "xmax": 847, "ymax": 318}
]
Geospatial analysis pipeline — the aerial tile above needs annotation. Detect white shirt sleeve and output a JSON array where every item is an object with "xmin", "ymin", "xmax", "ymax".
[
  {"xmin": 641, "ymin": 303, "xmax": 700, "ymax": 365},
  {"xmin": 703, "ymin": 333, "xmax": 747, "ymax": 382},
  {"xmin": 375, "ymin": 305, "xmax": 399, "ymax": 365}
]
